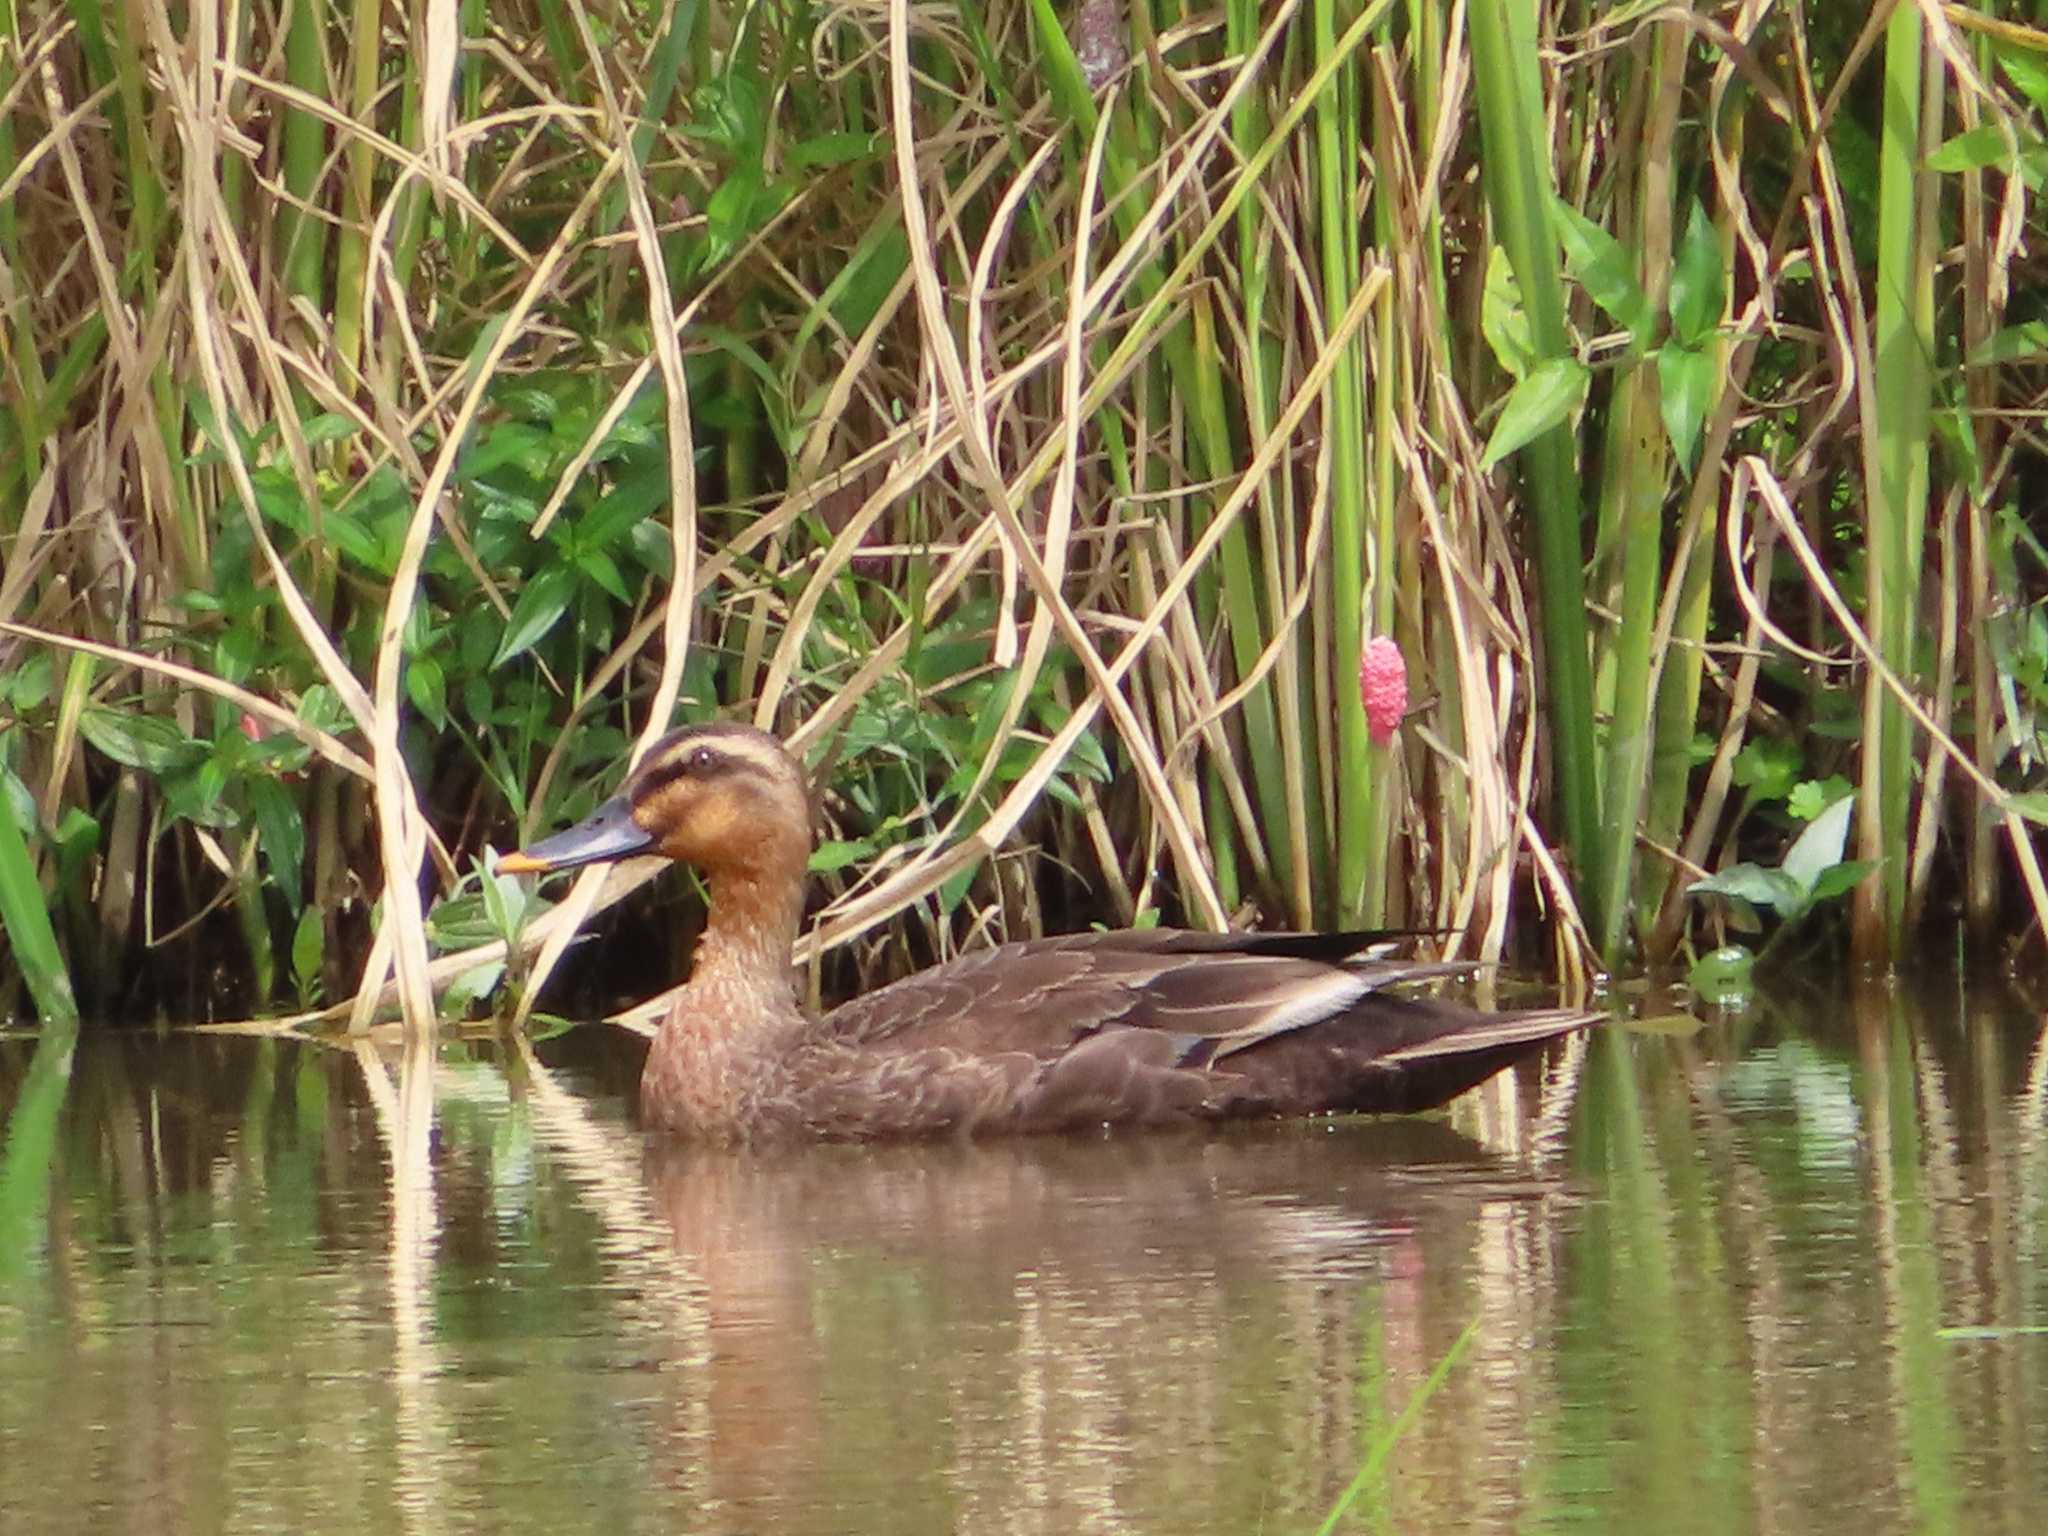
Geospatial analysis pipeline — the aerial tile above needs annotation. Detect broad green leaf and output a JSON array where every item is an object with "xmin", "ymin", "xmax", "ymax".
[
  {"xmin": 1926, "ymin": 124, "xmax": 2015, "ymax": 175},
  {"xmin": 0, "ymin": 777, "xmax": 78, "ymax": 1024},
  {"xmin": 1809, "ymin": 860, "xmax": 1878, "ymax": 905},
  {"xmin": 1689, "ymin": 863, "xmax": 1810, "ymax": 920},
  {"xmin": 425, "ymin": 891, "xmax": 499, "ymax": 952},
  {"xmin": 1997, "ymin": 40, "xmax": 2048, "ymax": 115},
  {"xmin": 245, "ymin": 774, "xmax": 306, "ymax": 914},
  {"xmin": 1781, "ymin": 792, "xmax": 1855, "ymax": 893},
  {"xmin": 1688, "ymin": 944, "xmax": 1755, "ymax": 1006},
  {"xmin": 2004, "ymin": 790, "xmax": 2048, "ymax": 828},
  {"xmin": 1786, "ymin": 776, "xmax": 1854, "ymax": 822},
  {"xmin": 442, "ymin": 961, "xmax": 505, "ymax": 1013},
  {"xmin": 1479, "ymin": 357, "xmax": 1588, "ymax": 470},
  {"xmin": 1481, "ymin": 245, "xmax": 1537, "ymax": 380},
  {"xmin": 407, "ymin": 655, "xmax": 448, "ymax": 731},
  {"xmin": 937, "ymin": 855, "xmax": 981, "ymax": 916},
  {"xmin": 5, "ymin": 651, "xmax": 53, "ymax": 711},
  {"xmin": 291, "ymin": 906, "xmax": 325, "ymax": 1004},
  {"xmin": 1655, "ymin": 342, "xmax": 1713, "ymax": 471},
  {"xmin": 575, "ymin": 548, "xmax": 630, "ymax": 604},
  {"xmin": 1731, "ymin": 735, "xmax": 1802, "ymax": 800},
  {"xmin": 458, "ymin": 423, "xmax": 551, "ymax": 482},
  {"xmin": 493, "ymin": 564, "xmax": 577, "ymax": 667},
  {"xmin": 479, "ymin": 860, "xmax": 527, "ymax": 939},
  {"xmin": 809, "ymin": 839, "xmax": 877, "ymax": 875},
  {"xmin": 78, "ymin": 708, "xmax": 206, "ymax": 775},
  {"xmin": 1551, "ymin": 199, "xmax": 1652, "ymax": 339},
  {"xmin": 302, "ymin": 413, "xmax": 361, "ymax": 446},
  {"xmin": 1668, "ymin": 201, "xmax": 1725, "ymax": 349},
  {"xmin": 1966, "ymin": 320, "xmax": 2048, "ymax": 367}
]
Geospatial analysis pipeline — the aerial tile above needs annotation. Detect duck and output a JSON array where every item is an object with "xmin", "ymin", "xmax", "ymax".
[{"xmin": 498, "ymin": 722, "xmax": 1598, "ymax": 1142}]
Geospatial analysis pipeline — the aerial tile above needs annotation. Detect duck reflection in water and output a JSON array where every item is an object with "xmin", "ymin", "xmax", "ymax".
[
  {"xmin": 618, "ymin": 1120, "xmax": 1559, "ymax": 1529},
  {"xmin": 499, "ymin": 723, "xmax": 1597, "ymax": 1143}
]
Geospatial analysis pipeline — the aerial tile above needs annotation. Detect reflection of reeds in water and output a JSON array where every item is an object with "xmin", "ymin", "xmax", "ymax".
[
  {"xmin": 355, "ymin": 1032, "xmax": 446, "ymax": 1536},
  {"xmin": 15, "ymin": 996, "xmax": 2048, "ymax": 1532}
]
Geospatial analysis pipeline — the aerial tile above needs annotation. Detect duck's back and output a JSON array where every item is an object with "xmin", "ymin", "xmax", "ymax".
[{"xmin": 810, "ymin": 929, "xmax": 1590, "ymax": 1134}]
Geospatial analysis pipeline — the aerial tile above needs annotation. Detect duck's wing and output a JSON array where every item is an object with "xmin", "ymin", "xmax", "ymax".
[
  {"xmin": 823, "ymin": 928, "xmax": 1596, "ymax": 1128},
  {"xmin": 820, "ymin": 928, "xmax": 1436, "ymax": 1059}
]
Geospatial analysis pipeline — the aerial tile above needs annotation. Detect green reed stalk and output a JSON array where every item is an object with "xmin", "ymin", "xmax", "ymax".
[
  {"xmin": 278, "ymin": 0, "xmax": 327, "ymax": 312},
  {"xmin": 1027, "ymin": 0, "xmax": 1290, "ymax": 910},
  {"xmin": 1859, "ymin": 3, "xmax": 1935, "ymax": 957},
  {"xmin": 1227, "ymin": 0, "xmax": 1320, "ymax": 924},
  {"xmin": 1359, "ymin": 60, "xmax": 1411, "ymax": 927},
  {"xmin": 0, "ymin": 0, "xmax": 37, "ymax": 527},
  {"xmin": 1465, "ymin": 0, "xmax": 1599, "ymax": 926},
  {"xmin": 1399, "ymin": 0, "xmax": 1473, "ymax": 893},
  {"xmin": 1588, "ymin": 24, "xmax": 1684, "ymax": 963},
  {"xmin": 0, "ymin": 795, "xmax": 79, "ymax": 1026},
  {"xmin": 1314, "ymin": 0, "xmax": 1372, "ymax": 924},
  {"xmin": 332, "ymin": 0, "xmax": 384, "ymax": 384},
  {"xmin": 0, "ymin": 1020, "xmax": 78, "ymax": 1281},
  {"xmin": 1312, "ymin": 1317, "xmax": 1480, "ymax": 1536}
]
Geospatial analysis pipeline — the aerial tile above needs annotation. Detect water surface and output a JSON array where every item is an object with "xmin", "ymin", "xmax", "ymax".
[{"xmin": 2, "ymin": 983, "xmax": 2045, "ymax": 1532}]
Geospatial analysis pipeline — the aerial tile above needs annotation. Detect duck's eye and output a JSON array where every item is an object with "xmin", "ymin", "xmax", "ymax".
[{"xmin": 688, "ymin": 745, "xmax": 718, "ymax": 775}]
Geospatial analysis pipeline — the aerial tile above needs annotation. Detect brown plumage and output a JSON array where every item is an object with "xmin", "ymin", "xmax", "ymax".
[{"xmin": 500, "ymin": 722, "xmax": 1597, "ymax": 1143}]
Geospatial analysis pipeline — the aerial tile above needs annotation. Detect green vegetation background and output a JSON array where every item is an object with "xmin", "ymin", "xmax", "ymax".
[{"xmin": 2, "ymin": 0, "xmax": 2045, "ymax": 1028}]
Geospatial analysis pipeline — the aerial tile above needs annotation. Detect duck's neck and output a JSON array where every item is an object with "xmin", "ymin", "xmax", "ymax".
[
  {"xmin": 687, "ymin": 866, "xmax": 806, "ymax": 1019},
  {"xmin": 642, "ymin": 863, "xmax": 809, "ymax": 1139}
]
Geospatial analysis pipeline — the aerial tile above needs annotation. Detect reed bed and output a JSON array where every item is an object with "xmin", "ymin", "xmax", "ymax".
[{"xmin": 1, "ymin": 0, "xmax": 2044, "ymax": 1029}]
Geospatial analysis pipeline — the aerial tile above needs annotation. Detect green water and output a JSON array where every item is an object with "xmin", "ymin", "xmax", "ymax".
[{"xmin": 2, "ymin": 984, "xmax": 2045, "ymax": 1533}]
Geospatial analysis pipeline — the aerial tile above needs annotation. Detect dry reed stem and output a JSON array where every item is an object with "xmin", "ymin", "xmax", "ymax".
[
  {"xmin": 1727, "ymin": 458, "xmax": 2048, "ymax": 945},
  {"xmin": 598, "ymin": 259, "xmax": 1398, "ymax": 1026},
  {"xmin": 885, "ymin": 38, "xmax": 1177, "ymax": 864},
  {"xmin": 0, "ymin": 620, "xmax": 376, "ymax": 781},
  {"xmin": 507, "ymin": 0, "xmax": 704, "ymax": 1031}
]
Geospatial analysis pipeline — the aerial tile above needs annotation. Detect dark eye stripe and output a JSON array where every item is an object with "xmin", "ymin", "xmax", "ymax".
[{"xmin": 630, "ymin": 744, "xmax": 777, "ymax": 805}]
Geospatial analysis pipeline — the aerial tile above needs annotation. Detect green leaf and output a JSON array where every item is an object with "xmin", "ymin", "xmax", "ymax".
[
  {"xmin": 937, "ymin": 856, "xmax": 980, "ymax": 916},
  {"xmin": 1780, "ymin": 792, "xmax": 1855, "ymax": 893},
  {"xmin": 458, "ymin": 423, "xmax": 551, "ymax": 482},
  {"xmin": 245, "ymin": 774, "xmax": 306, "ymax": 913},
  {"xmin": 425, "ymin": 890, "xmax": 499, "ymax": 952},
  {"xmin": 479, "ymin": 860, "xmax": 529, "ymax": 940},
  {"xmin": 1550, "ymin": 199, "xmax": 1652, "ymax": 339},
  {"xmin": 406, "ymin": 655, "xmax": 448, "ymax": 731},
  {"xmin": 493, "ymin": 565, "xmax": 577, "ymax": 667},
  {"xmin": 1668, "ymin": 201, "xmax": 1725, "ymax": 349},
  {"xmin": 1786, "ymin": 776, "xmax": 1853, "ymax": 822},
  {"xmin": 2008, "ymin": 790, "xmax": 2048, "ymax": 828},
  {"xmin": 1480, "ymin": 245, "xmax": 1537, "ymax": 380},
  {"xmin": 1731, "ymin": 736, "xmax": 1802, "ymax": 801},
  {"xmin": 0, "ymin": 775, "xmax": 79, "ymax": 1025},
  {"xmin": 1479, "ymin": 356, "xmax": 1588, "ymax": 470},
  {"xmin": 1655, "ymin": 343, "xmax": 1713, "ymax": 471},
  {"xmin": 324, "ymin": 506, "xmax": 390, "ymax": 575},
  {"xmin": 809, "ymin": 839, "xmax": 877, "ymax": 875},
  {"xmin": 1997, "ymin": 40, "xmax": 2048, "ymax": 115},
  {"xmin": 1808, "ymin": 860, "xmax": 1878, "ymax": 905},
  {"xmin": 1689, "ymin": 863, "xmax": 1809, "ymax": 920},
  {"xmin": 1687, "ymin": 944, "xmax": 1754, "ymax": 1007},
  {"xmin": 574, "ymin": 548, "xmax": 630, "ymax": 604},
  {"xmin": 787, "ymin": 136, "xmax": 883, "ymax": 176},
  {"xmin": 1925, "ymin": 124, "xmax": 2015, "ymax": 175},
  {"xmin": 442, "ymin": 961, "xmax": 505, "ymax": 1013},
  {"xmin": 302, "ymin": 413, "xmax": 362, "ymax": 447},
  {"xmin": 78, "ymin": 708, "xmax": 207, "ymax": 775},
  {"xmin": 830, "ymin": 226, "xmax": 909, "ymax": 339},
  {"xmin": 291, "ymin": 906, "xmax": 325, "ymax": 1006},
  {"xmin": 1965, "ymin": 320, "xmax": 2048, "ymax": 367},
  {"xmin": 5, "ymin": 651, "xmax": 53, "ymax": 711}
]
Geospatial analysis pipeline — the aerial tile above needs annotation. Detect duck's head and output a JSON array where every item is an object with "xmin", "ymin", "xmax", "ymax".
[{"xmin": 499, "ymin": 722, "xmax": 812, "ymax": 886}]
